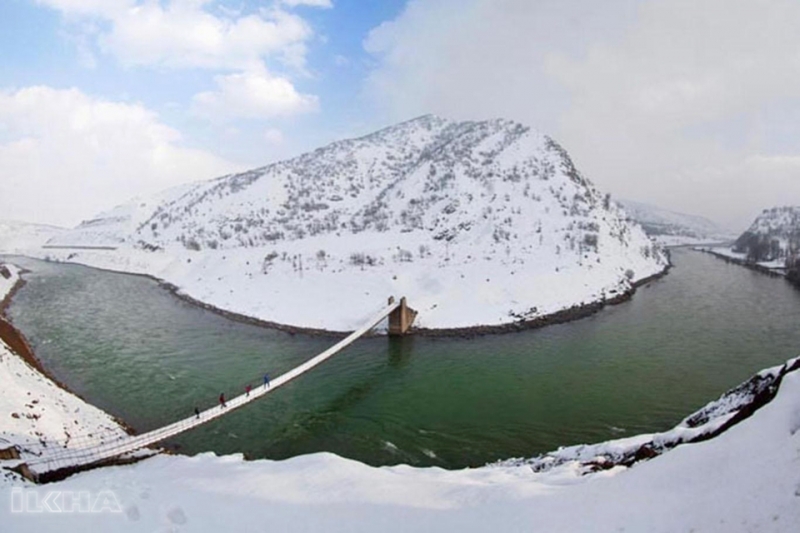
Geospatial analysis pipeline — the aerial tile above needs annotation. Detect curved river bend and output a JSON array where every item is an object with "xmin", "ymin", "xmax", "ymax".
[{"xmin": 4, "ymin": 249, "xmax": 800, "ymax": 468}]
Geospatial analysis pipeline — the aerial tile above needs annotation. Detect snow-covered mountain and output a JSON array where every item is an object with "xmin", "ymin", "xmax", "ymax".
[
  {"xmin": 617, "ymin": 199, "xmax": 734, "ymax": 246},
  {"xmin": 40, "ymin": 116, "xmax": 667, "ymax": 330},
  {"xmin": 732, "ymin": 206, "xmax": 800, "ymax": 264}
]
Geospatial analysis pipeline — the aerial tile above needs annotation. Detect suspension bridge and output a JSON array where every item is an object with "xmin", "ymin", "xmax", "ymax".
[{"xmin": 9, "ymin": 297, "xmax": 417, "ymax": 483}]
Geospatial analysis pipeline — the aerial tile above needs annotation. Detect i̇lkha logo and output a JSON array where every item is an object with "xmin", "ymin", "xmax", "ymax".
[{"xmin": 11, "ymin": 488, "xmax": 122, "ymax": 513}]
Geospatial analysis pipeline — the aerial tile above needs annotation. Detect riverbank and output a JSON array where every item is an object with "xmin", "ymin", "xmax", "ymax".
[
  {"xmin": 696, "ymin": 247, "xmax": 786, "ymax": 279},
  {"xmin": 16, "ymin": 224, "xmax": 669, "ymax": 332},
  {"xmin": 129, "ymin": 259, "xmax": 672, "ymax": 340},
  {"xmin": 1, "ymin": 265, "xmax": 63, "ymax": 385},
  {"xmin": 414, "ymin": 263, "xmax": 671, "ymax": 337},
  {"xmin": 5, "ymin": 248, "xmax": 671, "ymax": 339},
  {"xmin": 0, "ymin": 264, "xmax": 127, "ymax": 418},
  {"xmin": 0, "ymin": 262, "xmax": 130, "ymax": 462}
]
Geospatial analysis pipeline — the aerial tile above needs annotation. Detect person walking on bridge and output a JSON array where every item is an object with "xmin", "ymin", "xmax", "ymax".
[
  {"xmin": 263, "ymin": 373, "xmax": 271, "ymax": 388},
  {"xmin": 245, "ymin": 384, "xmax": 252, "ymax": 397},
  {"xmin": 219, "ymin": 393, "xmax": 226, "ymax": 408}
]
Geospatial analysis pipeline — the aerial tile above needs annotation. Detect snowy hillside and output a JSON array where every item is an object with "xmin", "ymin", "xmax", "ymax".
[
  {"xmin": 731, "ymin": 206, "xmax": 800, "ymax": 264},
  {"xmin": 617, "ymin": 199, "xmax": 734, "ymax": 246},
  {"xmin": 39, "ymin": 116, "xmax": 667, "ymax": 331}
]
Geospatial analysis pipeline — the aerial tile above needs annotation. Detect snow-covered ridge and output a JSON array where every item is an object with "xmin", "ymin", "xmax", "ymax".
[
  {"xmin": 18, "ymin": 115, "xmax": 667, "ymax": 331},
  {"xmin": 617, "ymin": 199, "xmax": 734, "ymax": 246},
  {"xmin": 732, "ymin": 206, "xmax": 800, "ymax": 264}
]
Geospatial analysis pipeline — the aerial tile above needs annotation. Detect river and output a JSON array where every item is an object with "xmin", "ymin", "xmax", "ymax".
[{"xmin": 4, "ymin": 248, "xmax": 800, "ymax": 468}]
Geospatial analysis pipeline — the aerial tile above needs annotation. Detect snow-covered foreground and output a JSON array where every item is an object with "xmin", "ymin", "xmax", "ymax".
[{"xmin": 2, "ymin": 358, "xmax": 798, "ymax": 532}]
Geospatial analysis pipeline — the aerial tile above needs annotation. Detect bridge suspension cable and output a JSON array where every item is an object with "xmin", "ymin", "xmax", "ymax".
[{"xmin": 22, "ymin": 299, "xmax": 403, "ymax": 479}]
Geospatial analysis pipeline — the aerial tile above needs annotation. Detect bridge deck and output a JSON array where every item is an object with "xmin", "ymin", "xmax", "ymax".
[{"xmin": 23, "ymin": 300, "xmax": 401, "ymax": 478}]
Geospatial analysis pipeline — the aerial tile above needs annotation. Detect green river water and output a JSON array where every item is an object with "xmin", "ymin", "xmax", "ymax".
[{"xmin": 4, "ymin": 248, "xmax": 800, "ymax": 468}]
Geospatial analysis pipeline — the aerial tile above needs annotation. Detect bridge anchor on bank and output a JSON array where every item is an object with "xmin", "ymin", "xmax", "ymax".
[{"xmin": 387, "ymin": 297, "xmax": 417, "ymax": 336}]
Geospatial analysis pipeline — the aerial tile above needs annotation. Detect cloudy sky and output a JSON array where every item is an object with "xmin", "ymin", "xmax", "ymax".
[{"xmin": 1, "ymin": 0, "xmax": 799, "ymax": 229}]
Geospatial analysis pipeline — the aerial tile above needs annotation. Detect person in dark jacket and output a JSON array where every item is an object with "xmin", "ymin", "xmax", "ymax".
[
  {"xmin": 194, "ymin": 407, "xmax": 200, "ymax": 419},
  {"xmin": 263, "ymin": 373, "xmax": 271, "ymax": 388},
  {"xmin": 219, "ymin": 393, "xmax": 226, "ymax": 408}
]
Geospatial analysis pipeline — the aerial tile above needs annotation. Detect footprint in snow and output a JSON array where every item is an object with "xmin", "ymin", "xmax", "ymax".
[
  {"xmin": 125, "ymin": 505, "xmax": 141, "ymax": 522},
  {"xmin": 167, "ymin": 506, "xmax": 187, "ymax": 525}
]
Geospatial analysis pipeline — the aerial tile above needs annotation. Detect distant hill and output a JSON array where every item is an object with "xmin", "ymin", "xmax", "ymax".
[
  {"xmin": 617, "ymin": 199, "xmax": 734, "ymax": 246},
  {"xmin": 0, "ymin": 221, "xmax": 65, "ymax": 254},
  {"xmin": 732, "ymin": 206, "xmax": 800, "ymax": 264}
]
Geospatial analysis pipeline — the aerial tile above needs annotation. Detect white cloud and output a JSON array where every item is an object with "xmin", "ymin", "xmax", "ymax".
[
  {"xmin": 37, "ymin": 1, "xmax": 326, "ymax": 127},
  {"xmin": 364, "ymin": 0, "xmax": 800, "ymax": 228},
  {"xmin": 105, "ymin": 5, "xmax": 311, "ymax": 71},
  {"xmin": 264, "ymin": 128, "xmax": 285, "ymax": 145},
  {"xmin": 38, "ymin": 0, "xmax": 314, "ymax": 71},
  {"xmin": 0, "ymin": 86, "xmax": 240, "ymax": 227},
  {"xmin": 191, "ymin": 69, "xmax": 319, "ymax": 121},
  {"xmin": 281, "ymin": 0, "xmax": 333, "ymax": 8},
  {"xmin": 35, "ymin": 0, "xmax": 132, "ymax": 18}
]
